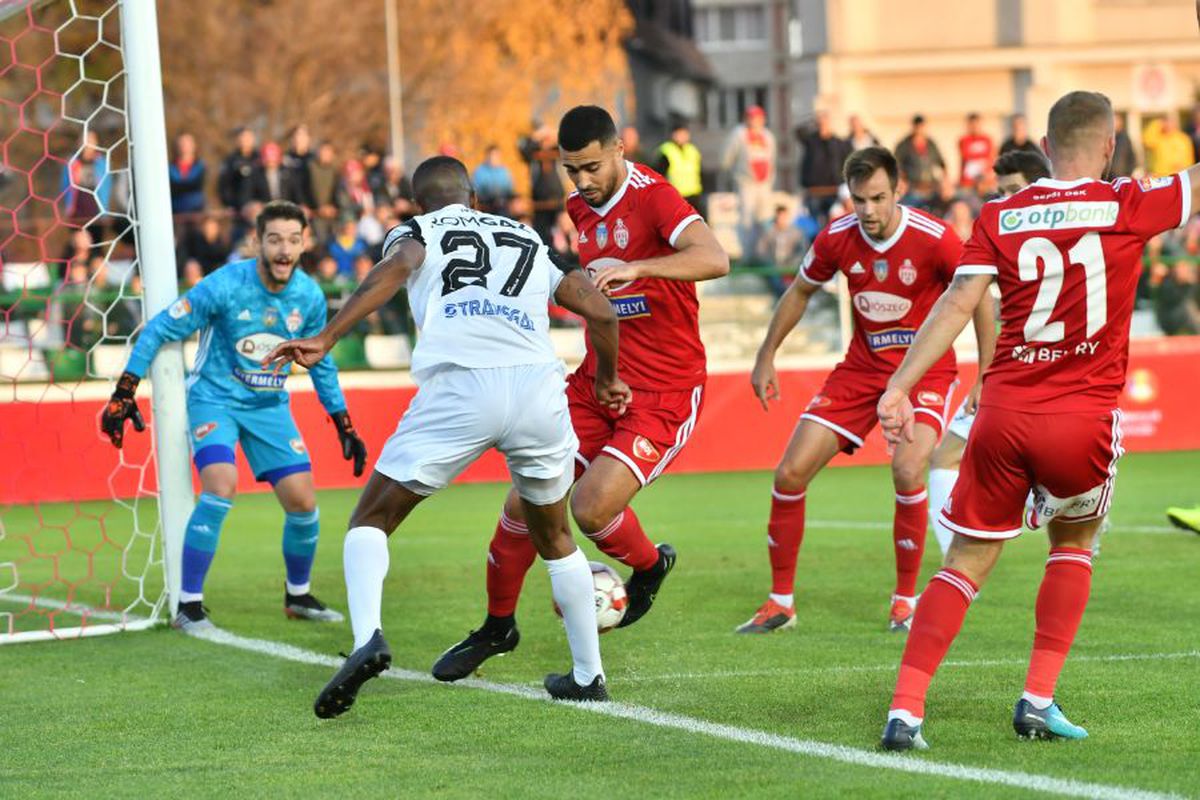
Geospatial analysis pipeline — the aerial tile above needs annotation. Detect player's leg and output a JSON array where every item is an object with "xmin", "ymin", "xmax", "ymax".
[
  {"xmin": 236, "ymin": 405, "xmax": 340, "ymax": 621},
  {"xmin": 736, "ymin": 418, "xmax": 841, "ymax": 633},
  {"xmin": 882, "ymin": 406, "xmax": 1028, "ymax": 750},
  {"xmin": 270, "ymin": 470, "xmax": 343, "ymax": 622},
  {"xmin": 314, "ymin": 470, "xmax": 428, "ymax": 719},
  {"xmin": 477, "ymin": 372, "xmax": 606, "ymax": 627},
  {"xmin": 928, "ymin": 430, "xmax": 967, "ymax": 555},
  {"xmin": 1011, "ymin": 516, "xmax": 1102, "ymax": 741},
  {"xmin": 888, "ymin": 421, "xmax": 940, "ymax": 632},
  {"xmin": 173, "ymin": 404, "xmax": 240, "ymax": 631}
]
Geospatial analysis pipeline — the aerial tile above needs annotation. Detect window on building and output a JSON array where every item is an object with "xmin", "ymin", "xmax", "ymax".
[
  {"xmin": 696, "ymin": 5, "xmax": 768, "ymax": 46},
  {"xmin": 702, "ymin": 85, "xmax": 769, "ymax": 129}
]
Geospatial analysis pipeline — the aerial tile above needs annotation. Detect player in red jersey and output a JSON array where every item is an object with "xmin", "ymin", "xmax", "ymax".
[
  {"xmin": 738, "ymin": 147, "xmax": 996, "ymax": 635},
  {"xmin": 879, "ymin": 90, "xmax": 1194, "ymax": 750},
  {"xmin": 432, "ymin": 106, "xmax": 729, "ymax": 682}
]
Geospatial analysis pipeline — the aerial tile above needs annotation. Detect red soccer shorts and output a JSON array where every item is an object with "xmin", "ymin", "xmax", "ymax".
[
  {"xmin": 938, "ymin": 406, "xmax": 1124, "ymax": 540},
  {"xmin": 566, "ymin": 371, "xmax": 705, "ymax": 486},
  {"xmin": 800, "ymin": 363, "xmax": 956, "ymax": 454}
]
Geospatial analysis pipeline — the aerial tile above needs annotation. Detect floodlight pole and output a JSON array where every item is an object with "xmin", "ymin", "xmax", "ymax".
[
  {"xmin": 120, "ymin": 0, "xmax": 195, "ymax": 618},
  {"xmin": 385, "ymin": 0, "xmax": 405, "ymax": 163}
]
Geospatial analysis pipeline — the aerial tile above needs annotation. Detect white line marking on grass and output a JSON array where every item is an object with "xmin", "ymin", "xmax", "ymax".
[
  {"xmin": 618, "ymin": 650, "xmax": 1200, "ymax": 683},
  {"xmin": 805, "ymin": 520, "xmax": 1179, "ymax": 535},
  {"xmin": 192, "ymin": 627, "xmax": 1184, "ymax": 800}
]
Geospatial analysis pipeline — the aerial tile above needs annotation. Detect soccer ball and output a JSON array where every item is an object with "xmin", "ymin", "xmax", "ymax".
[{"xmin": 553, "ymin": 561, "xmax": 628, "ymax": 633}]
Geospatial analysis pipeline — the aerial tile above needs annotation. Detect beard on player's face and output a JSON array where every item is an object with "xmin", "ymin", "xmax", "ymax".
[{"xmin": 563, "ymin": 141, "xmax": 624, "ymax": 206}]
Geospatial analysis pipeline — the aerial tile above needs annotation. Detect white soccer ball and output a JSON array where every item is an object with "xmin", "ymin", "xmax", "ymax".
[{"xmin": 553, "ymin": 560, "xmax": 628, "ymax": 633}]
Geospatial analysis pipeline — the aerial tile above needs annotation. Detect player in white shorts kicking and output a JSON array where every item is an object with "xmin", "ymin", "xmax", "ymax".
[
  {"xmin": 266, "ymin": 156, "xmax": 630, "ymax": 715},
  {"xmin": 927, "ymin": 149, "xmax": 1050, "ymax": 554}
]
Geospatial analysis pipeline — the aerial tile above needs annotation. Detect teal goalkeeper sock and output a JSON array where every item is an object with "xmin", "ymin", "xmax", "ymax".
[
  {"xmin": 180, "ymin": 493, "xmax": 233, "ymax": 599},
  {"xmin": 283, "ymin": 509, "xmax": 320, "ymax": 594}
]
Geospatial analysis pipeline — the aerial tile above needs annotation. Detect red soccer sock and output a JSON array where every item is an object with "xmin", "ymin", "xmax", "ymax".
[
  {"xmin": 893, "ymin": 488, "xmax": 929, "ymax": 598},
  {"xmin": 767, "ymin": 485, "xmax": 807, "ymax": 595},
  {"xmin": 585, "ymin": 507, "xmax": 659, "ymax": 572},
  {"xmin": 890, "ymin": 568, "xmax": 979, "ymax": 719},
  {"xmin": 1024, "ymin": 547, "xmax": 1093, "ymax": 699},
  {"xmin": 485, "ymin": 511, "xmax": 538, "ymax": 617}
]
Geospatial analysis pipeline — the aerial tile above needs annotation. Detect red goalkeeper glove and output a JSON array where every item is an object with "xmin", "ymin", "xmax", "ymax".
[{"xmin": 101, "ymin": 371, "xmax": 145, "ymax": 449}]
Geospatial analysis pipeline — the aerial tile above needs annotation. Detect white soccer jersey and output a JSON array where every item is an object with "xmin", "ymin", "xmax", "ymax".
[{"xmin": 383, "ymin": 204, "xmax": 566, "ymax": 382}]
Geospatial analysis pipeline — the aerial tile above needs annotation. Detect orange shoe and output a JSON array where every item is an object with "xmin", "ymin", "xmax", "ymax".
[
  {"xmin": 735, "ymin": 598, "xmax": 796, "ymax": 634},
  {"xmin": 889, "ymin": 595, "xmax": 918, "ymax": 633}
]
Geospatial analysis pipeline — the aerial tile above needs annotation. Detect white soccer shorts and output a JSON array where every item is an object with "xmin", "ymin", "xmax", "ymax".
[
  {"xmin": 375, "ymin": 362, "xmax": 577, "ymax": 505},
  {"xmin": 945, "ymin": 399, "xmax": 976, "ymax": 441}
]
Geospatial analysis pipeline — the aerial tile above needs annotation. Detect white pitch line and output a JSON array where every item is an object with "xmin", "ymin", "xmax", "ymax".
[
  {"xmin": 616, "ymin": 650, "xmax": 1200, "ymax": 683},
  {"xmin": 192, "ymin": 627, "xmax": 1184, "ymax": 800},
  {"xmin": 804, "ymin": 520, "xmax": 1179, "ymax": 535}
]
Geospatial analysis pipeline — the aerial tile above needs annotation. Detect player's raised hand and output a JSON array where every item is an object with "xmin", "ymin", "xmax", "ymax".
[
  {"xmin": 263, "ymin": 335, "xmax": 331, "ymax": 371},
  {"xmin": 591, "ymin": 262, "xmax": 642, "ymax": 294},
  {"xmin": 100, "ymin": 371, "xmax": 145, "ymax": 449},
  {"xmin": 877, "ymin": 386, "xmax": 915, "ymax": 449},
  {"xmin": 330, "ymin": 410, "xmax": 367, "ymax": 477},
  {"xmin": 750, "ymin": 357, "xmax": 780, "ymax": 411},
  {"xmin": 595, "ymin": 376, "xmax": 632, "ymax": 417}
]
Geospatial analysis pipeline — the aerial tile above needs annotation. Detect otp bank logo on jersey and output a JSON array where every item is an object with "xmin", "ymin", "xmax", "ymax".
[
  {"xmin": 998, "ymin": 201, "xmax": 1118, "ymax": 234},
  {"xmin": 236, "ymin": 332, "xmax": 287, "ymax": 360},
  {"xmin": 917, "ymin": 391, "xmax": 944, "ymax": 408},
  {"xmin": 853, "ymin": 291, "xmax": 912, "ymax": 322},
  {"xmin": 587, "ymin": 256, "xmax": 636, "ymax": 293}
]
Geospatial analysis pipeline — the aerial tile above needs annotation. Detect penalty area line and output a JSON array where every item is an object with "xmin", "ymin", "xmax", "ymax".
[{"xmin": 192, "ymin": 627, "xmax": 1182, "ymax": 800}]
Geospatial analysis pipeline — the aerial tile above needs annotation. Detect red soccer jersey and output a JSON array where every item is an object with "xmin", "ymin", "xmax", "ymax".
[
  {"xmin": 800, "ymin": 206, "xmax": 963, "ymax": 377},
  {"xmin": 568, "ymin": 162, "xmax": 706, "ymax": 391},
  {"xmin": 959, "ymin": 174, "xmax": 1190, "ymax": 413}
]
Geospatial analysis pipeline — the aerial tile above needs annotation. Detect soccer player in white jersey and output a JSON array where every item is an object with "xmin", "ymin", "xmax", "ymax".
[
  {"xmin": 926, "ymin": 149, "xmax": 1050, "ymax": 554},
  {"xmin": 266, "ymin": 157, "xmax": 630, "ymax": 714}
]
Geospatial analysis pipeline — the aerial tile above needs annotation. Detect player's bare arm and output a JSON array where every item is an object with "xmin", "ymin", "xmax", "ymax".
[
  {"xmin": 751, "ymin": 277, "xmax": 822, "ymax": 411},
  {"xmin": 553, "ymin": 269, "xmax": 631, "ymax": 413},
  {"xmin": 591, "ymin": 220, "xmax": 729, "ymax": 292},
  {"xmin": 878, "ymin": 273, "xmax": 992, "ymax": 444},
  {"xmin": 966, "ymin": 288, "xmax": 997, "ymax": 413},
  {"xmin": 265, "ymin": 238, "xmax": 424, "ymax": 369}
]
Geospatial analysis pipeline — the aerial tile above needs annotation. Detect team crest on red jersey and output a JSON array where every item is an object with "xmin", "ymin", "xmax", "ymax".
[
  {"xmin": 873, "ymin": 259, "xmax": 888, "ymax": 282},
  {"xmin": 596, "ymin": 222, "xmax": 609, "ymax": 249},
  {"xmin": 899, "ymin": 259, "xmax": 917, "ymax": 286},
  {"xmin": 632, "ymin": 436, "xmax": 661, "ymax": 462},
  {"xmin": 193, "ymin": 422, "xmax": 217, "ymax": 440},
  {"xmin": 614, "ymin": 218, "xmax": 629, "ymax": 249},
  {"xmin": 917, "ymin": 391, "xmax": 943, "ymax": 407}
]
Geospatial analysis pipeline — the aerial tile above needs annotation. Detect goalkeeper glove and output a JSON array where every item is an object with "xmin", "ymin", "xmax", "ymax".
[
  {"xmin": 331, "ymin": 410, "xmax": 367, "ymax": 477},
  {"xmin": 101, "ymin": 371, "xmax": 145, "ymax": 449}
]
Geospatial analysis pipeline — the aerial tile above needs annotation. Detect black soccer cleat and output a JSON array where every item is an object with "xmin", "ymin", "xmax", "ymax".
[
  {"xmin": 431, "ymin": 621, "xmax": 520, "ymax": 682},
  {"xmin": 313, "ymin": 629, "xmax": 392, "ymax": 719},
  {"xmin": 544, "ymin": 672, "xmax": 609, "ymax": 702},
  {"xmin": 616, "ymin": 543, "xmax": 676, "ymax": 628},
  {"xmin": 1012, "ymin": 698, "xmax": 1088, "ymax": 740},
  {"xmin": 284, "ymin": 590, "xmax": 345, "ymax": 622},
  {"xmin": 880, "ymin": 717, "xmax": 929, "ymax": 751},
  {"xmin": 171, "ymin": 600, "xmax": 214, "ymax": 633}
]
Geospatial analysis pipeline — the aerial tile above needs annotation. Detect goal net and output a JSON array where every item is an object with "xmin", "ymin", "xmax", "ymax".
[{"xmin": 0, "ymin": 0, "xmax": 188, "ymax": 643}]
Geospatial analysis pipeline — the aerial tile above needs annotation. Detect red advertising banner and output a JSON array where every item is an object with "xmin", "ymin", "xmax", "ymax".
[{"xmin": 3, "ymin": 336, "xmax": 1198, "ymax": 505}]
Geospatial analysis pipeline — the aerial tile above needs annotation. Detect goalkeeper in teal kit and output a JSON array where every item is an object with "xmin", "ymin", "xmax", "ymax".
[{"xmin": 101, "ymin": 201, "xmax": 367, "ymax": 631}]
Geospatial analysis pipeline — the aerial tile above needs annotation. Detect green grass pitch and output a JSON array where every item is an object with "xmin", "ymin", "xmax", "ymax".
[{"xmin": 2, "ymin": 451, "xmax": 1198, "ymax": 799}]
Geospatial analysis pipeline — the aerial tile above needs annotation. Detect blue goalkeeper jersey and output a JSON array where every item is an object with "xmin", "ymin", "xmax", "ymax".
[{"xmin": 125, "ymin": 259, "xmax": 346, "ymax": 413}]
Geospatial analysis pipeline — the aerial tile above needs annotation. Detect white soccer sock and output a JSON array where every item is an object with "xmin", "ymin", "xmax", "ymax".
[
  {"xmin": 768, "ymin": 592, "xmax": 794, "ymax": 609},
  {"xmin": 179, "ymin": 591, "xmax": 203, "ymax": 603},
  {"xmin": 927, "ymin": 468, "xmax": 958, "ymax": 556},
  {"xmin": 1021, "ymin": 691, "xmax": 1054, "ymax": 710},
  {"xmin": 544, "ymin": 547, "xmax": 604, "ymax": 686},
  {"xmin": 343, "ymin": 526, "xmax": 390, "ymax": 651}
]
